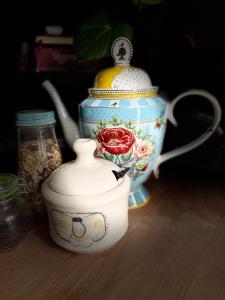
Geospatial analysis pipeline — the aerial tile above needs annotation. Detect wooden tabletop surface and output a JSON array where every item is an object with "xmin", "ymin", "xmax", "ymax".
[{"xmin": 1, "ymin": 176, "xmax": 225, "ymax": 300}]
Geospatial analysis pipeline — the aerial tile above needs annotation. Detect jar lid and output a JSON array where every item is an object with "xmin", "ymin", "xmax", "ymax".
[
  {"xmin": 47, "ymin": 139, "xmax": 123, "ymax": 196},
  {"xmin": 16, "ymin": 110, "xmax": 56, "ymax": 126},
  {"xmin": 88, "ymin": 37, "xmax": 158, "ymax": 98}
]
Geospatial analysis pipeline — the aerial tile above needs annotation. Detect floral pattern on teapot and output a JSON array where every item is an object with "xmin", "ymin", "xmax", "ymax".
[{"xmin": 82, "ymin": 113, "xmax": 166, "ymax": 182}]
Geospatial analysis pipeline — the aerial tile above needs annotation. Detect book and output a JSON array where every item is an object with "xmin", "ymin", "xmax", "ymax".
[
  {"xmin": 35, "ymin": 35, "xmax": 74, "ymax": 45},
  {"xmin": 34, "ymin": 35, "xmax": 77, "ymax": 71},
  {"xmin": 35, "ymin": 47, "xmax": 77, "ymax": 72}
]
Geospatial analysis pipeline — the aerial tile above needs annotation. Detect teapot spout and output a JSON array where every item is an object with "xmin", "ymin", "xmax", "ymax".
[{"xmin": 42, "ymin": 80, "xmax": 80, "ymax": 150}]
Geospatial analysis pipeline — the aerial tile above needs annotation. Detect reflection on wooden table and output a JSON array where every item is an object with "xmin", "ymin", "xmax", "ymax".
[{"xmin": 0, "ymin": 175, "xmax": 225, "ymax": 300}]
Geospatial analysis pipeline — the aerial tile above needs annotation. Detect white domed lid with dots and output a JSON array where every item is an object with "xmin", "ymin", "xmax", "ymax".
[
  {"xmin": 46, "ymin": 139, "xmax": 123, "ymax": 196},
  {"xmin": 89, "ymin": 37, "xmax": 158, "ymax": 98}
]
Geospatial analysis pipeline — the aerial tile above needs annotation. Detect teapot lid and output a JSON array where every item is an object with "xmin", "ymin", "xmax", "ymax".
[
  {"xmin": 46, "ymin": 139, "xmax": 123, "ymax": 196},
  {"xmin": 89, "ymin": 37, "xmax": 158, "ymax": 98}
]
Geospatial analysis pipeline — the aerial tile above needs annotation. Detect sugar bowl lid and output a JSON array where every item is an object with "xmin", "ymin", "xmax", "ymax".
[
  {"xmin": 89, "ymin": 37, "xmax": 158, "ymax": 98},
  {"xmin": 47, "ymin": 139, "xmax": 123, "ymax": 196}
]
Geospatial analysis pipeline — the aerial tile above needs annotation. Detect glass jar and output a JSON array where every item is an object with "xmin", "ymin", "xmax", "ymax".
[
  {"xmin": 16, "ymin": 110, "xmax": 62, "ymax": 215},
  {"xmin": 0, "ymin": 174, "xmax": 33, "ymax": 251}
]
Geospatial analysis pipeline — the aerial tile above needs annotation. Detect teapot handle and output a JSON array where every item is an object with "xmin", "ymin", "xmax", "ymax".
[{"xmin": 153, "ymin": 89, "xmax": 222, "ymax": 178}]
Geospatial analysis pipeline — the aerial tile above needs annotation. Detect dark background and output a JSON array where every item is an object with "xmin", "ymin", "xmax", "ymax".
[{"xmin": 1, "ymin": 0, "xmax": 225, "ymax": 179}]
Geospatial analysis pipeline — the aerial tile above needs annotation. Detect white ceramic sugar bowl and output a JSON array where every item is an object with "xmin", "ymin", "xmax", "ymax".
[{"xmin": 41, "ymin": 138, "xmax": 130, "ymax": 253}]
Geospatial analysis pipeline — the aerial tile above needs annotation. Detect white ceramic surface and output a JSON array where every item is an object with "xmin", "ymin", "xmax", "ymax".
[
  {"xmin": 47, "ymin": 139, "xmax": 122, "ymax": 195},
  {"xmin": 42, "ymin": 139, "xmax": 130, "ymax": 253}
]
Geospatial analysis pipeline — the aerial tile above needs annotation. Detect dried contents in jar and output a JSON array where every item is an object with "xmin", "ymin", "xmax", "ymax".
[{"xmin": 18, "ymin": 138, "xmax": 62, "ymax": 215}]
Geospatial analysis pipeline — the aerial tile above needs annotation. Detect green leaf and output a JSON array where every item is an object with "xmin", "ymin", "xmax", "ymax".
[
  {"xmin": 132, "ymin": 0, "xmax": 162, "ymax": 7},
  {"xmin": 111, "ymin": 23, "xmax": 133, "ymax": 43},
  {"xmin": 103, "ymin": 152, "xmax": 114, "ymax": 161},
  {"xmin": 135, "ymin": 161, "xmax": 146, "ymax": 171},
  {"xmin": 97, "ymin": 120, "xmax": 106, "ymax": 129},
  {"xmin": 74, "ymin": 13, "xmax": 112, "ymax": 60},
  {"xmin": 121, "ymin": 152, "xmax": 132, "ymax": 162},
  {"xmin": 137, "ymin": 128, "xmax": 142, "ymax": 139},
  {"xmin": 74, "ymin": 13, "xmax": 133, "ymax": 60},
  {"xmin": 124, "ymin": 120, "xmax": 136, "ymax": 130},
  {"xmin": 110, "ymin": 116, "xmax": 123, "ymax": 126}
]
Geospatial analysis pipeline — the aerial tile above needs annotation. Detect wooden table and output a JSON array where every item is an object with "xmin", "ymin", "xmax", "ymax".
[{"xmin": 1, "ymin": 176, "xmax": 225, "ymax": 300}]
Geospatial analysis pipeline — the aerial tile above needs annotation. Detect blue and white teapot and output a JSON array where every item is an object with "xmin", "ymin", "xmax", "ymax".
[{"xmin": 43, "ymin": 37, "xmax": 222, "ymax": 209}]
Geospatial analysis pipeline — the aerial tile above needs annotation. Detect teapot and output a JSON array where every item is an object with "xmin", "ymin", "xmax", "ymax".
[{"xmin": 42, "ymin": 37, "xmax": 222, "ymax": 209}]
